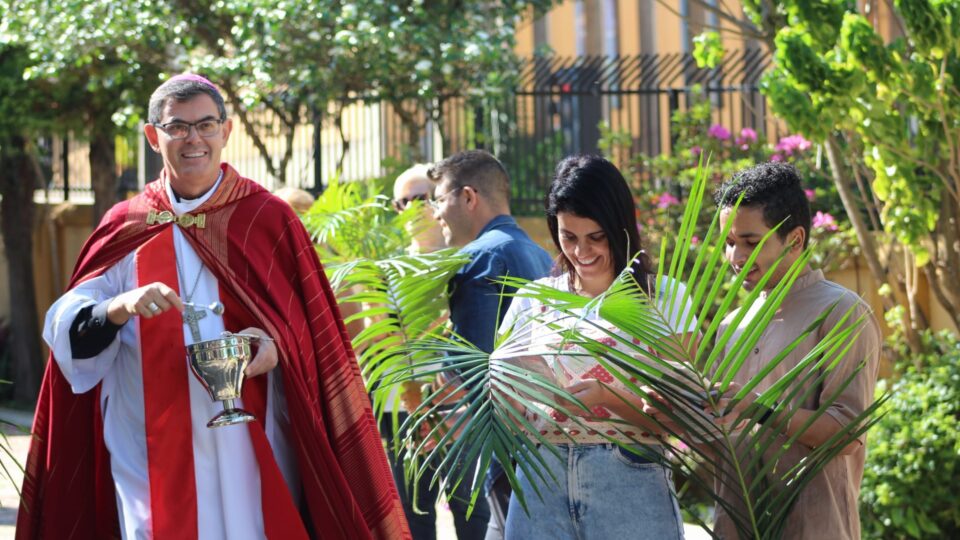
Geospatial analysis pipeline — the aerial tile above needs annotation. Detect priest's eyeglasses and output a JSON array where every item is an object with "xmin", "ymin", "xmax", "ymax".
[{"xmin": 154, "ymin": 118, "xmax": 225, "ymax": 140}]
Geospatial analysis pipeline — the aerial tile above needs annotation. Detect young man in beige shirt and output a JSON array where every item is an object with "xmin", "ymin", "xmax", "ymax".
[{"xmin": 712, "ymin": 162, "xmax": 882, "ymax": 539}]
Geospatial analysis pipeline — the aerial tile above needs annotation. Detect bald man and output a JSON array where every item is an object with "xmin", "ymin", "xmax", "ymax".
[{"xmin": 393, "ymin": 164, "xmax": 445, "ymax": 254}]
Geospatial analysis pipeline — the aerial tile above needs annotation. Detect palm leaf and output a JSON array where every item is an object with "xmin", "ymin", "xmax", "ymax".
[
  {"xmin": 0, "ymin": 419, "xmax": 25, "ymax": 498},
  {"xmin": 301, "ymin": 173, "xmax": 428, "ymax": 262}
]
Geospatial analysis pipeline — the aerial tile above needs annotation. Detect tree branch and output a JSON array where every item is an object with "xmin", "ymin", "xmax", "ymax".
[
  {"xmin": 689, "ymin": 0, "xmax": 765, "ymax": 38},
  {"xmin": 219, "ymin": 81, "xmax": 281, "ymax": 181},
  {"xmin": 825, "ymin": 133, "xmax": 923, "ymax": 350},
  {"xmin": 654, "ymin": 0, "xmax": 768, "ymax": 43}
]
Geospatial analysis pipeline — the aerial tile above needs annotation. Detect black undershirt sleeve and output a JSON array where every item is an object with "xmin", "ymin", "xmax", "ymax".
[{"xmin": 69, "ymin": 300, "xmax": 124, "ymax": 359}]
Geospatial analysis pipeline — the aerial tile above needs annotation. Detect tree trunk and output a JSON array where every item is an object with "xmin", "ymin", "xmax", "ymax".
[
  {"xmin": 89, "ymin": 125, "xmax": 117, "ymax": 225},
  {"xmin": 925, "ymin": 193, "xmax": 960, "ymax": 330},
  {"xmin": 0, "ymin": 136, "xmax": 43, "ymax": 403},
  {"xmin": 392, "ymin": 100, "xmax": 425, "ymax": 163},
  {"xmin": 335, "ymin": 107, "xmax": 350, "ymax": 173},
  {"xmin": 824, "ymin": 134, "xmax": 924, "ymax": 351}
]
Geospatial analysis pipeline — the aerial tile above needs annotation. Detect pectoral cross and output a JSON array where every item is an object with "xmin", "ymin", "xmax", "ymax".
[{"xmin": 183, "ymin": 304, "xmax": 207, "ymax": 342}]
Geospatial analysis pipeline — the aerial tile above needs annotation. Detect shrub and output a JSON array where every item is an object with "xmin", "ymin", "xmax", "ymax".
[{"xmin": 860, "ymin": 330, "xmax": 960, "ymax": 539}]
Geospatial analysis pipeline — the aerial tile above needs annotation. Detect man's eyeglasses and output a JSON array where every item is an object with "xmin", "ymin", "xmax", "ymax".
[
  {"xmin": 392, "ymin": 193, "xmax": 429, "ymax": 212},
  {"xmin": 154, "ymin": 118, "xmax": 225, "ymax": 140},
  {"xmin": 428, "ymin": 186, "xmax": 468, "ymax": 210}
]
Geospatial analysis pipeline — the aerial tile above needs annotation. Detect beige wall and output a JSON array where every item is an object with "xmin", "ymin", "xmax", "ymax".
[
  {"xmin": 519, "ymin": 0, "xmax": 697, "ymax": 57},
  {"xmin": 18, "ymin": 203, "xmax": 95, "ymax": 356},
  {"xmin": 521, "ymin": 0, "xmax": 900, "ymax": 58}
]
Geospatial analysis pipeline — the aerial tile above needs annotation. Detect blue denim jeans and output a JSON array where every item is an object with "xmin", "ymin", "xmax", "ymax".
[{"xmin": 504, "ymin": 444, "xmax": 684, "ymax": 540}]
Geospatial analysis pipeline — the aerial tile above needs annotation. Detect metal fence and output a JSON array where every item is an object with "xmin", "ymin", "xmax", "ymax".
[
  {"xmin": 477, "ymin": 49, "xmax": 779, "ymax": 214},
  {"xmin": 40, "ymin": 50, "xmax": 779, "ymax": 214}
]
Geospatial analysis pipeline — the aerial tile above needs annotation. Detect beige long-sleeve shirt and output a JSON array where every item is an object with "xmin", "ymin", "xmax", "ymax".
[{"xmin": 713, "ymin": 269, "xmax": 881, "ymax": 540}]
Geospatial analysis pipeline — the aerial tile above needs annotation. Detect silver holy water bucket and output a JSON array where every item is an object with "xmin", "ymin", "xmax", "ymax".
[{"xmin": 186, "ymin": 333, "xmax": 256, "ymax": 428}]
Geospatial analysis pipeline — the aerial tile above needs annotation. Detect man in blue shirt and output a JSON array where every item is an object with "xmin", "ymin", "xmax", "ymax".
[{"xmin": 429, "ymin": 150, "xmax": 553, "ymax": 540}]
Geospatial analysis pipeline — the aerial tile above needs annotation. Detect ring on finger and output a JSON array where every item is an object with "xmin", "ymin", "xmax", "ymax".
[{"xmin": 147, "ymin": 302, "xmax": 161, "ymax": 312}]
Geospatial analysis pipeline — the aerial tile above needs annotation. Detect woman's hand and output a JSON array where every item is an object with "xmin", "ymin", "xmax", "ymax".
[{"xmin": 566, "ymin": 379, "xmax": 612, "ymax": 409}]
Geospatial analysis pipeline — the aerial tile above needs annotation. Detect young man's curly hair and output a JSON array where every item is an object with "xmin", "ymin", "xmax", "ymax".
[{"xmin": 714, "ymin": 161, "xmax": 812, "ymax": 248}]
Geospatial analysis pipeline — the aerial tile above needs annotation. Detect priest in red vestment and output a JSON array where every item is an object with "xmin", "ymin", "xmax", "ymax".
[{"xmin": 16, "ymin": 74, "xmax": 410, "ymax": 540}]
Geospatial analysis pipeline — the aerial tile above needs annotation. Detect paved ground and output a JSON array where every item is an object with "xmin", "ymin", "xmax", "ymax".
[{"xmin": 0, "ymin": 408, "xmax": 708, "ymax": 539}]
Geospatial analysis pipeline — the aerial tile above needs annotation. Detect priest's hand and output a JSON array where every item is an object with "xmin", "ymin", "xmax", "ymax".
[
  {"xmin": 241, "ymin": 327, "xmax": 278, "ymax": 377},
  {"xmin": 107, "ymin": 282, "xmax": 183, "ymax": 325}
]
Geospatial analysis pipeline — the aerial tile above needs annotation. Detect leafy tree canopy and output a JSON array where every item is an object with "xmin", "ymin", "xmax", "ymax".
[
  {"xmin": 7, "ymin": 0, "xmax": 175, "ymax": 131},
  {"xmin": 759, "ymin": 0, "xmax": 960, "ymax": 266}
]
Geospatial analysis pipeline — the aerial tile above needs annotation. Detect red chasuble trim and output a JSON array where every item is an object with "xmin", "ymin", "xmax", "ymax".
[{"xmin": 136, "ymin": 226, "xmax": 199, "ymax": 538}]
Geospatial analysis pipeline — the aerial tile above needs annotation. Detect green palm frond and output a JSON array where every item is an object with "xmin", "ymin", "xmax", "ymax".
[
  {"xmin": 384, "ymin": 160, "xmax": 886, "ymax": 538},
  {"xmin": 329, "ymin": 249, "xmax": 471, "ymax": 421},
  {"xmin": 397, "ymin": 331, "xmax": 595, "ymax": 513},
  {"xmin": 301, "ymin": 174, "xmax": 426, "ymax": 262},
  {"xmin": 0, "ymin": 419, "xmax": 25, "ymax": 498}
]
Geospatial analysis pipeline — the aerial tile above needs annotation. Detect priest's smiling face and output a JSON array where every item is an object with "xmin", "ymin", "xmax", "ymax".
[{"xmin": 145, "ymin": 94, "xmax": 233, "ymax": 198}]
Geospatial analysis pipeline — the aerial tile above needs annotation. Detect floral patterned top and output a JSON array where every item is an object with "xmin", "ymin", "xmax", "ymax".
[{"xmin": 496, "ymin": 274, "xmax": 699, "ymax": 445}]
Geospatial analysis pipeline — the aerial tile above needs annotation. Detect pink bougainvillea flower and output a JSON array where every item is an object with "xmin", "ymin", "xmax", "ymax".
[
  {"xmin": 770, "ymin": 153, "xmax": 784, "ymax": 162},
  {"xmin": 690, "ymin": 145, "xmax": 702, "ymax": 157},
  {"xmin": 656, "ymin": 192, "xmax": 681, "ymax": 209},
  {"xmin": 736, "ymin": 128, "xmax": 758, "ymax": 150},
  {"xmin": 775, "ymin": 134, "xmax": 812, "ymax": 155},
  {"xmin": 805, "ymin": 189, "xmax": 816, "ymax": 201},
  {"xmin": 812, "ymin": 211, "xmax": 839, "ymax": 232},
  {"xmin": 708, "ymin": 124, "xmax": 731, "ymax": 141},
  {"xmin": 691, "ymin": 236, "xmax": 700, "ymax": 245}
]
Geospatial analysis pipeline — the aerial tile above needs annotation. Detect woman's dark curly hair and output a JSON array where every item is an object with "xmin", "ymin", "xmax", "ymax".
[{"xmin": 546, "ymin": 154, "xmax": 654, "ymax": 292}]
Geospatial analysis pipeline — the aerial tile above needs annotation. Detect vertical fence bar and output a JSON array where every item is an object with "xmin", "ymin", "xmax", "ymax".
[{"xmin": 312, "ymin": 106, "xmax": 323, "ymax": 195}]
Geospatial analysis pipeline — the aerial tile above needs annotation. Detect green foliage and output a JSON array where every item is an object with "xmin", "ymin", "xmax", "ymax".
[
  {"xmin": 6, "ymin": 0, "xmax": 561, "ymax": 184},
  {"xmin": 501, "ymin": 131, "xmax": 567, "ymax": 213},
  {"xmin": 1, "ymin": 6, "xmax": 63, "ymax": 143},
  {"xmin": 693, "ymin": 31, "xmax": 725, "ymax": 69},
  {"xmin": 860, "ymin": 330, "xmax": 960, "ymax": 539},
  {"xmin": 895, "ymin": 0, "xmax": 959, "ymax": 58},
  {"xmin": 785, "ymin": 0, "xmax": 850, "ymax": 44},
  {"xmin": 6, "ymin": 0, "xmax": 173, "ymax": 131},
  {"xmin": 329, "ymin": 249, "xmax": 471, "ymax": 420},
  {"xmin": 763, "ymin": 0, "xmax": 960, "ymax": 271},
  {"xmin": 0, "ymin": 47, "xmax": 48, "ymax": 141},
  {"xmin": 175, "ymin": 0, "xmax": 560, "ymax": 178},
  {"xmin": 841, "ymin": 14, "xmax": 896, "ymax": 81},
  {"xmin": 300, "ymin": 173, "xmax": 413, "ymax": 263}
]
